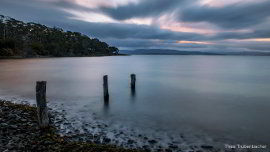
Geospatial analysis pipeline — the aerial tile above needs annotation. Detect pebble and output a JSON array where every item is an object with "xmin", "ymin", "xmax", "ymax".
[
  {"xmin": 127, "ymin": 139, "xmax": 135, "ymax": 144},
  {"xmin": 0, "ymin": 100, "xmax": 224, "ymax": 152},
  {"xmin": 103, "ymin": 138, "xmax": 111, "ymax": 143},
  {"xmin": 169, "ymin": 144, "xmax": 178, "ymax": 149},
  {"xmin": 201, "ymin": 145, "xmax": 213, "ymax": 149},
  {"xmin": 148, "ymin": 139, "xmax": 157, "ymax": 144}
]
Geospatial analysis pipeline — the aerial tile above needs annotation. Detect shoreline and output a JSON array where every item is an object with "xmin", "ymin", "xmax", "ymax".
[
  {"xmin": 2, "ymin": 54, "xmax": 270, "ymax": 60},
  {"xmin": 0, "ymin": 54, "xmax": 129, "ymax": 60},
  {"xmin": 0, "ymin": 100, "xmax": 140, "ymax": 152},
  {"xmin": 0, "ymin": 98, "xmax": 220, "ymax": 152},
  {"xmin": 1, "ymin": 98, "xmax": 266, "ymax": 152}
]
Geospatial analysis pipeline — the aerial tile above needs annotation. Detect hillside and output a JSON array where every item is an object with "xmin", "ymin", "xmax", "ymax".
[{"xmin": 0, "ymin": 15, "xmax": 119, "ymax": 58}]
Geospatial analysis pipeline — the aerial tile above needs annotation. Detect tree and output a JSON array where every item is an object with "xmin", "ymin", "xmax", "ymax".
[
  {"xmin": 0, "ymin": 14, "xmax": 120, "ymax": 57},
  {"xmin": 30, "ymin": 42, "xmax": 47, "ymax": 55}
]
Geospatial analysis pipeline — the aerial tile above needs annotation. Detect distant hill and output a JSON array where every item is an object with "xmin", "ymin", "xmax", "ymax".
[
  {"xmin": 0, "ymin": 15, "xmax": 119, "ymax": 58},
  {"xmin": 120, "ymin": 49, "xmax": 220, "ymax": 55},
  {"xmin": 120, "ymin": 49, "xmax": 270, "ymax": 56}
]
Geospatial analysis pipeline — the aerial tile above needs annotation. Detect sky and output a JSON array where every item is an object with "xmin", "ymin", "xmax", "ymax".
[{"xmin": 0, "ymin": 0, "xmax": 270, "ymax": 52}]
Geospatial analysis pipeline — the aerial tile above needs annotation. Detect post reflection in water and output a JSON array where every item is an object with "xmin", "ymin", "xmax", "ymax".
[
  {"xmin": 103, "ymin": 100, "xmax": 110, "ymax": 115},
  {"xmin": 130, "ymin": 88, "xmax": 136, "ymax": 101}
]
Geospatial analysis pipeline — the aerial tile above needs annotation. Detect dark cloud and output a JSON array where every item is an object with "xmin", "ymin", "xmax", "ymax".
[
  {"xmin": 212, "ymin": 28, "xmax": 270, "ymax": 40},
  {"xmin": 104, "ymin": 38, "xmax": 158, "ymax": 48},
  {"xmin": 243, "ymin": 42, "xmax": 270, "ymax": 51},
  {"xmin": 0, "ymin": 0, "xmax": 72, "ymax": 24},
  {"xmin": 179, "ymin": 1, "xmax": 270, "ymax": 29},
  {"xmin": 100, "ymin": 0, "xmax": 186, "ymax": 20},
  {"xmin": 61, "ymin": 20, "xmax": 206, "ymax": 41},
  {"xmin": 214, "ymin": 40, "xmax": 270, "ymax": 52},
  {"xmin": 105, "ymin": 38, "xmax": 208, "ymax": 50}
]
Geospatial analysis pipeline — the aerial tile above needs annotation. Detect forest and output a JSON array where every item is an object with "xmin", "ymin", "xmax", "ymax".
[{"xmin": 0, "ymin": 15, "xmax": 119, "ymax": 57}]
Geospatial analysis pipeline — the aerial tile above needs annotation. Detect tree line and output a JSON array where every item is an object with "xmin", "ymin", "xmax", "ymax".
[{"xmin": 0, "ymin": 15, "xmax": 119, "ymax": 57}]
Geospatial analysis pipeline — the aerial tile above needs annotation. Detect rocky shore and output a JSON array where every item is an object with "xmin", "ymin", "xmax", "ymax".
[
  {"xmin": 0, "ymin": 100, "xmax": 140, "ymax": 152},
  {"xmin": 1, "ymin": 99, "xmax": 247, "ymax": 152}
]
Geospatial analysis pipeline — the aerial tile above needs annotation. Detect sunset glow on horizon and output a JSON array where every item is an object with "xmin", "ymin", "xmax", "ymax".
[{"xmin": 177, "ymin": 41, "xmax": 214, "ymax": 45}]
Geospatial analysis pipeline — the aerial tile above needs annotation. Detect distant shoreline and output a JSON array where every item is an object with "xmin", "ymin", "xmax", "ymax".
[
  {"xmin": 0, "ymin": 54, "xmax": 129, "ymax": 59},
  {"xmin": 120, "ymin": 54, "xmax": 270, "ymax": 56},
  {"xmin": 120, "ymin": 49, "xmax": 270, "ymax": 56},
  {"xmin": 2, "ymin": 53, "xmax": 270, "ymax": 59}
]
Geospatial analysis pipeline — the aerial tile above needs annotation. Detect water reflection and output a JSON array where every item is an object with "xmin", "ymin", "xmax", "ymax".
[
  {"xmin": 103, "ymin": 100, "xmax": 110, "ymax": 114},
  {"xmin": 130, "ymin": 88, "xmax": 136, "ymax": 101}
]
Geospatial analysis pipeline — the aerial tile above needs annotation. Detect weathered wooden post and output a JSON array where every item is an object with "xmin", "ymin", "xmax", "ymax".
[
  {"xmin": 130, "ymin": 74, "xmax": 136, "ymax": 90},
  {"xmin": 103, "ymin": 75, "xmax": 109, "ymax": 102},
  {"xmin": 36, "ymin": 81, "xmax": 49, "ymax": 128}
]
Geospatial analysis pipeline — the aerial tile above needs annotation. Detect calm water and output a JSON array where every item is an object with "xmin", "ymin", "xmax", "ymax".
[{"xmin": 0, "ymin": 55, "xmax": 270, "ymax": 147}]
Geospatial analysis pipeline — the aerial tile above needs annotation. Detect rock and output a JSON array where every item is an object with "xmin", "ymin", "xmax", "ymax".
[
  {"xmin": 142, "ymin": 145, "xmax": 149, "ymax": 149},
  {"xmin": 201, "ymin": 145, "xmax": 213, "ymax": 149},
  {"xmin": 6, "ymin": 142, "xmax": 14, "ymax": 150},
  {"xmin": 1, "ymin": 123, "xmax": 8, "ymax": 127},
  {"xmin": 10, "ymin": 125, "xmax": 18, "ymax": 129},
  {"xmin": 63, "ymin": 122, "xmax": 70, "ymax": 125},
  {"xmin": 165, "ymin": 149, "xmax": 172, "ymax": 152},
  {"xmin": 103, "ymin": 138, "xmax": 111, "ymax": 143},
  {"xmin": 148, "ymin": 139, "xmax": 157, "ymax": 144},
  {"xmin": 169, "ymin": 144, "xmax": 178, "ymax": 149},
  {"xmin": 127, "ymin": 139, "xmax": 134, "ymax": 144},
  {"xmin": 21, "ymin": 119, "xmax": 27, "ymax": 122},
  {"xmin": 94, "ymin": 140, "xmax": 101, "ymax": 144}
]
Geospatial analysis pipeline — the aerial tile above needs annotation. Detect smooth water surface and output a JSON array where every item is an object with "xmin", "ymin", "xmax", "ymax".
[{"xmin": 0, "ymin": 55, "xmax": 270, "ymax": 146}]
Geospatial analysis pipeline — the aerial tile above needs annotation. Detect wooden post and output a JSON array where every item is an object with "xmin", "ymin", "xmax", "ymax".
[
  {"xmin": 103, "ymin": 75, "xmax": 109, "ymax": 102},
  {"xmin": 130, "ymin": 74, "xmax": 136, "ymax": 90},
  {"xmin": 36, "ymin": 81, "xmax": 49, "ymax": 128}
]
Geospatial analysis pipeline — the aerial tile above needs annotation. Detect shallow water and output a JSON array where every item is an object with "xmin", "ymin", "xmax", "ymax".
[{"xmin": 0, "ymin": 55, "xmax": 270, "ymax": 150}]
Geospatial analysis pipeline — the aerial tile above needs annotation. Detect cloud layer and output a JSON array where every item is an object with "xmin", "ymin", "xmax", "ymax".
[
  {"xmin": 0, "ymin": 0, "xmax": 270, "ymax": 52},
  {"xmin": 179, "ymin": 0, "xmax": 270, "ymax": 29}
]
